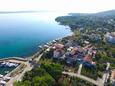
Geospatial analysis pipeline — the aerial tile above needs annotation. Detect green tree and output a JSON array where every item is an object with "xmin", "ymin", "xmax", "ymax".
[
  {"xmin": 33, "ymin": 73, "xmax": 55, "ymax": 86},
  {"xmin": 42, "ymin": 63, "xmax": 63, "ymax": 81}
]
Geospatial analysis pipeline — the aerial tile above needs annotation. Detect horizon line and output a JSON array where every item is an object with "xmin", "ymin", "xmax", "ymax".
[{"xmin": 0, "ymin": 9, "xmax": 114, "ymax": 14}]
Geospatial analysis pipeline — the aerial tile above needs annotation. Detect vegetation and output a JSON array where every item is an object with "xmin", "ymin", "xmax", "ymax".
[
  {"xmin": 55, "ymin": 10, "xmax": 115, "ymax": 32},
  {"xmin": 14, "ymin": 10, "xmax": 115, "ymax": 86},
  {"xmin": 70, "ymin": 77, "xmax": 95, "ymax": 86},
  {"xmin": 14, "ymin": 61, "xmax": 63, "ymax": 86},
  {"xmin": 58, "ymin": 76, "xmax": 95, "ymax": 86},
  {"xmin": 81, "ymin": 64, "xmax": 104, "ymax": 80}
]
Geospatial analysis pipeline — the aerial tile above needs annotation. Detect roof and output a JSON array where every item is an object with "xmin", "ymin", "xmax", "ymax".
[
  {"xmin": 111, "ymin": 70, "xmax": 115, "ymax": 79},
  {"xmin": 84, "ymin": 54, "xmax": 92, "ymax": 62},
  {"xmin": 78, "ymin": 47, "xmax": 84, "ymax": 52},
  {"xmin": 84, "ymin": 41, "xmax": 89, "ymax": 44},
  {"xmin": 53, "ymin": 43, "xmax": 64, "ymax": 49},
  {"xmin": 106, "ymin": 32, "xmax": 115, "ymax": 37},
  {"xmin": 71, "ymin": 47, "xmax": 78, "ymax": 55},
  {"xmin": 93, "ymin": 50, "xmax": 97, "ymax": 54},
  {"xmin": 110, "ymin": 32, "xmax": 115, "ymax": 37}
]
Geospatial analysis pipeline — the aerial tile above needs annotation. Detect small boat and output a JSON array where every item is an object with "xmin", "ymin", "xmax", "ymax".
[
  {"xmin": 4, "ymin": 76, "xmax": 11, "ymax": 81},
  {"xmin": 38, "ymin": 46, "xmax": 42, "ymax": 48},
  {"xmin": 0, "ymin": 80, "xmax": 6, "ymax": 85},
  {"xmin": 0, "ymin": 74, "xmax": 3, "ymax": 78}
]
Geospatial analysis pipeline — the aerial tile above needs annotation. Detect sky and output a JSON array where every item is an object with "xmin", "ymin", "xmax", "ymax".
[{"xmin": 0, "ymin": 0, "xmax": 115, "ymax": 13}]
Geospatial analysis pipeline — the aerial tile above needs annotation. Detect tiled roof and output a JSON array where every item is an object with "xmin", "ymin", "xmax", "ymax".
[
  {"xmin": 54, "ymin": 43, "xmax": 64, "ymax": 49},
  {"xmin": 71, "ymin": 47, "xmax": 78, "ymax": 55},
  {"xmin": 111, "ymin": 70, "xmax": 115, "ymax": 79},
  {"xmin": 84, "ymin": 54, "xmax": 92, "ymax": 62}
]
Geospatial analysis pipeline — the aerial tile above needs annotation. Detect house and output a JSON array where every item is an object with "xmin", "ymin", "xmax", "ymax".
[
  {"xmin": 65, "ymin": 40, "xmax": 73, "ymax": 47},
  {"xmin": 71, "ymin": 47, "xmax": 78, "ymax": 55},
  {"xmin": 53, "ymin": 50, "xmax": 61, "ymax": 59},
  {"xmin": 111, "ymin": 69, "xmax": 115, "ymax": 85},
  {"xmin": 84, "ymin": 54, "xmax": 92, "ymax": 62},
  {"xmin": 65, "ymin": 46, "xmax": 86, "ymax": 65},
  {"xmin": 88, "ymin": 33, "xmax": 101, "ymax": 42},
  {"xmin": 105, "ymin": 32, "xmax": 115, "ymax": 44},
  {"xmin": 53, "ymin": 43, "xmax": 65, "ymax": 60},
  {"xmin": 66, "ymin": 56, "xmax": 77, "ymax": 65},
  {"xmin": 53, "ymin": 43, "xmax": 64, "ymax": 49},
  {"xmin": 83, "ymin": 54, "xmax": 96, "ymax": 67},
  {"xmin": 65, "ymin": 48, "xmax": 78, "ymax": 65}
]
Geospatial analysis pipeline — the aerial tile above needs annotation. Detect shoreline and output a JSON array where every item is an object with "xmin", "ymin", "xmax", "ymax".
[
  {"xmin": 0, "ymin": 33, "xmax": 73, "ymax": 60},
  {"xmin": 27, "ymin": 32, "xmax": 73, "ymax": 59}
]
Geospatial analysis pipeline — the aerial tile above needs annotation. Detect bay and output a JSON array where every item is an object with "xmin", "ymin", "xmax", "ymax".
[{"xmin": 0, "ymin": 12, "xmax": 71, "ymax": 58}]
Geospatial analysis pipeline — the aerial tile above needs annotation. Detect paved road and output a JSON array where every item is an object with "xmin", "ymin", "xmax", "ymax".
[
  {"xmin": 102, "ymin": 62, "xmax": 110, "ymax": 84},
  {"xmin": 62, "ymin": 71, "xmax": 103, "ymax": 86},
  {"xmin": 6, "ymin": 62, "xmax": 32, "ymax": 86},
  {"xmin": 77, "ymin": 64, "xmax": 83, "ymax": 74}
]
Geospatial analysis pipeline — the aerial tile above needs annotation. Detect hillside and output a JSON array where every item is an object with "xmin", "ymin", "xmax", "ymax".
[{"xmin": 55, "ymin": 10, "xmax": 115, "ymax": 32}]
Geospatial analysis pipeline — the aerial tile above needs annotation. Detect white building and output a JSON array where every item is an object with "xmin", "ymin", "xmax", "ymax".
[{"xmin": 105, "ymin": 32, "xmax": 115, "ymax": 44}]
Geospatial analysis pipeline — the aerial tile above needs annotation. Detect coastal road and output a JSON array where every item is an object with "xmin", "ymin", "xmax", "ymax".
[
  {"xmin": 6, "ymin": 53, "xmax": 43, "ymax": 86},
  {"xmin": 6, "ymin": 61, "xmax": 32, "ymax": 86}
]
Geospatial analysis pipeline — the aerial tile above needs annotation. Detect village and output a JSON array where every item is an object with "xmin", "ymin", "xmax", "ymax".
[
  {"xmin": 0, "ymin": 30, "xmax": 114, "ymax": 86},
  {"xmin": 40, "ymin": 37, "xmax": 114, "ymax": 86}
]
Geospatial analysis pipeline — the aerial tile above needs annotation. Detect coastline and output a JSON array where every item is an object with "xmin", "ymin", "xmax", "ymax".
[
  {"xmin": 0, "ymin": 33, "xmax": 74, "ymax": 85},
  {"xmin": 0, "ymin": 32, "xmax": 73, "ymax": 60},
  {"xmin": 27, "ymin": 32, "xmax": 73, "ymax": 59}
]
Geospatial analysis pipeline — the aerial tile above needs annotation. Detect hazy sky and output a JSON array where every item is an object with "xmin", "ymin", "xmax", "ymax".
[{"xmin": 0, "ymin": 0, "xmax": 115, "ymax": 13}]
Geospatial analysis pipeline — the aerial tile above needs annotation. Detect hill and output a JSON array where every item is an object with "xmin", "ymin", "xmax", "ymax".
[{"xmin": 55, "ymin": 10, "xmax": 115, "ymax": 32}]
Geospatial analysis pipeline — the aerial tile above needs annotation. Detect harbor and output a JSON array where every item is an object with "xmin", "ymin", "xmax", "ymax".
[
  {"xmin": 0, "ymin": 57, "xmax": 28, "ymax": 86},
  {"xmin": 0, "ymin": 33, "xmax": 73, "ymax": 86}
]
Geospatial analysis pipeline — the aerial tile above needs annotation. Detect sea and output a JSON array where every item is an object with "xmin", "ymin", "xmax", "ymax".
[{"xmin": 0, "ymin": 12, "xmax": 71, "ymax": 58}]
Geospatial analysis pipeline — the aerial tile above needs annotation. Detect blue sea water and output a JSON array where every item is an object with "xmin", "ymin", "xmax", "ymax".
[{"xmin": 0, "ymin": 12, "xmax": 71, "ymax": 58}]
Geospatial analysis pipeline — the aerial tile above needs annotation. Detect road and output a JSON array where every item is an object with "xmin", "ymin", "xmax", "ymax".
[
  {"xmin": 77, "ymin": 64, "xmax": 83, "ymax": 74},
  {"xmin": 102, "ymin": 62, "xmax": 110, "ymax": 84},
  {"xmin": 6, "ymin": 53, "xmax": 43, "ymax": 86},
  {"xmin": 62, "ymin": 71, "xmax": 103, "ymax": 86}
]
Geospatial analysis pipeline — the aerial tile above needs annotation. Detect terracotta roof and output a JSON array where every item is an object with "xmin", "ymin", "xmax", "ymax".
[
  {"xmin": 71, "ymin": 47, "xmax": 78, "ymax": 55},
  {"xmin": 84, "ymin": 54, "xmax": 92, "ymax": 62},
  {"xmin": 111, "ymin": 70, "xmax": 115, "ymax": 79},
  {"xmin": 54, "ymin": 43, "xmax": 64, "ymax": 49}
]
